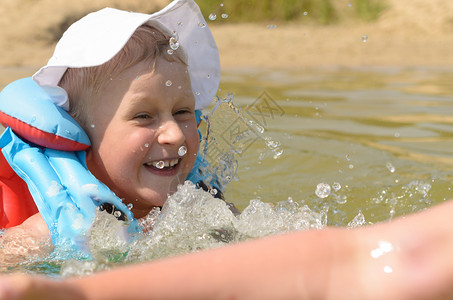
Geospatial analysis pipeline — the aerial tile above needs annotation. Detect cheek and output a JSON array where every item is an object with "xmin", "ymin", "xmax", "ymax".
[
  {"xmin": 185, "ymin": 125, "xmax": 200, "ymax": 154},
  {"xmin": 92, "ymin": 128, "xmax": 145, "ymax": 172}
]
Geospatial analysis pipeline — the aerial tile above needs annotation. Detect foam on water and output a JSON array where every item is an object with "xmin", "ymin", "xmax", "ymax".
[{"xmin": 60, "ymin": 182, "xmax": 326, "ymax": 276}]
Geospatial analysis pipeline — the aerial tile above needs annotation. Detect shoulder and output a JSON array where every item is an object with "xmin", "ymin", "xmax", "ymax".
[{"xmin": 3, "ymin": 213, "xmax": 49, "ymax": 240}]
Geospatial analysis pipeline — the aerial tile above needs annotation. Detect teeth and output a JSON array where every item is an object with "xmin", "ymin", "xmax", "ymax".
[{"xmin": 148, "ymin": 159, "xmax": 179, "ymax": 168}]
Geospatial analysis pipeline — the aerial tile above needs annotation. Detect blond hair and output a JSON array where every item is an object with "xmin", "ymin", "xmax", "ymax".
[{"xmin": 59, "ymin": 24, "xmax": 187, "ymax": 129}]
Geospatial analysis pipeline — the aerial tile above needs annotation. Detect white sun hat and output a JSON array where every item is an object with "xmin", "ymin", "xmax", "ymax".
[{"xmin": 32, "ymin": 0, "xmax": 220, "ymax": 111}]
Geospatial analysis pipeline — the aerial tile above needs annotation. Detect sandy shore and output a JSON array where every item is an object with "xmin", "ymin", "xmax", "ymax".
[
  {"xmin": 1, "ymin": 0, "xmax": 453, "ymax": 71},
  {"xmin": 212, "ymin": 23, "xmax": 453, "ymax": 70},
  {"xmin": 214, "ymin": 0, "xmax": 453, "ymax": 70}
]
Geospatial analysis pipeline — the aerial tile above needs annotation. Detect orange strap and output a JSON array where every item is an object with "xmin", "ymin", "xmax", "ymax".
[{"xmin": 0, "ymin": 150, "xmax": 38, "ymax": 228}]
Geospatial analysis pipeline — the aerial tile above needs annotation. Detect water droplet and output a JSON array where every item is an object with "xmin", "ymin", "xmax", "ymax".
[
  {"xmin": 315, "ymin": 183, "xmax": 331, "ymax": 198},
  {"xmin": 210, "ymin": 188, "xmax": 218, "ymax": 196},
  {"xmin": 221, "ymin": 13, "xmax": 229, "ymax": 19},
  {"xmin": 167, "ymin": 49, "xmax": 174, "ymax": 55},
  {"xmin": 370, "ymin": 240, "xmax": 394, "ymax": 258},
  {"xmin": 198, "ymin": 22, "xmax": 206, "ymax": 28},
  {"xmin": 144, "ymin": 143, "xmax": 149, "ymax": 148},
  {"xmin": 195, "ymin": 91, "xmax": 200, "ymax": 95},
  {"xmin": 348, "ymin": 164, "xmax": 354, "ymax": 169},
  {"xmin": 336, "ymin": 195, "xmax": 348, "ymax": 205},
  {"xmin": 178, "ymin": 145, "xmax": 187, "ymax": 157},
  {"xmin": 46, "ymin": 181, "xmax": 62, "ymax": 197},
  {"xmin": 90, "ymin": 124, "xmax": 95, "ymax": 128},
  {"xmin": 273, "ymin": 149, "xmax": 283, "ymax": 159},
  {"xmin": 209, "ymin": 13, "xmax": 217, "ymax": 21},
  {"xmin": 113, "ymin": 210, "xmax": 122, "ymax": 218},
  {"xmin": 127, "ymin": 203, "xmax": 133, "ymax": 210},
  {"xmin": 169, "ymin": 37, "xmax": 179, "ymax": 50},
  {"xmin": 303, "ymin": 11, "xmax": 308, "ymax": 16},
  {"xmin": 348, "ymin": 211, "xmax": 366, "ymax": 228},
  {"xmin": 248, "ymin": 120, "xmax": 264, "ymax": 133},
  {"xmin": 165, "ymin": 80, "xmax": 172, "ymax": 87},
  {"xmin": 332, "ymin": 182, "xmax": 341, "ymax": 191},
  {"xmin": 266, "ymin": 24, "xmax": 277, "ymax": 29},
  {"xmin": 361, "ymin": 35, "xmax": 369, "ymax": 42},
  {"xmin": 220, "ymin": 3, "xmax": 224, "ymax": 7},
  {"xmin": 156, "ymin": 161, "xmax": 165, "ymax": 169},
  {"xmin": 386, "ymin": 162, "xmax": 395, "ymax": 173},
  {"xmin": 177, "ymin": 21, "xmax": 183, "ymax": 26}
]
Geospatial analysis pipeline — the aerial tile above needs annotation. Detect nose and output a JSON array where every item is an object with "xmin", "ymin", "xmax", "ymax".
[{"xmin": 156, "ymin": 118, "xmax": 185, "ymax": 146}]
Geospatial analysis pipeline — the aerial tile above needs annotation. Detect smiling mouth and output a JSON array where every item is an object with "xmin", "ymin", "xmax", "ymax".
[{"xmin": 145, "ymin": 158, "xmax": 180, "ymax": 169}]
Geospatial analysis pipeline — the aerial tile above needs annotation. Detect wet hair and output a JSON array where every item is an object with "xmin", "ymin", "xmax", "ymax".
[{"xmin": 59, "ymin": 24, "xmax": 188, "ymax": 129}]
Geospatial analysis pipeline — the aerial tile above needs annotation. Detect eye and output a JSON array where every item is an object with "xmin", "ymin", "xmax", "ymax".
[
  {"xmin": 134, "ymin": 113, "xmax": 152, "ymax": 120},
  {"xmin": 174, "ymin": 109, "xmax": 191, "ymax": 115}
]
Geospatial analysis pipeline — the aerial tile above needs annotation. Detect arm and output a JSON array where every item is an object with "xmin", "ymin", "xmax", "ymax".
[
  {"xmin": 0, "ymin": 213, "xmax": 52, "ymax": 267},
  {"xmin": 2, "ymin": 201, "xmax": 453, "ymax": 300},
  {"xmin": 68, "ymin": 200, "xmax": 453, "ymax": 300}
]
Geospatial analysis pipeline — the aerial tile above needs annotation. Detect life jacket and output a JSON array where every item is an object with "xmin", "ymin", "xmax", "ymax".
[{"xmin": 0, "ymin": 150, "xmax": 38, "ymax": 228}]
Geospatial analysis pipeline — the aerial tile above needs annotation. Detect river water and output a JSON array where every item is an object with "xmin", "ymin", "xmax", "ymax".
[
  {"xmin": 220, "ymin": 67, "xmax": 453, "ymax": 223},
  {"xmin": 1, "ymin": 66, "xmax": 453, "ymax": 276}
]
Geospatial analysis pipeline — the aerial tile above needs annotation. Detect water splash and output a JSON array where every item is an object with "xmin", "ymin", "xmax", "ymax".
[
  {"xmin": 347, "ymin": 211, "xmax": 366, "ymax": 228},
  {"xmin": 371, "ymin": 180, "xmax": 433, "ymax": 219},
  {"xmin": 200, "ymin": 94, "xmax": 284, "ymax": 166},
  {"xmin": 59, "ymin": 182, "xmax": 326, "ymax": 276}
]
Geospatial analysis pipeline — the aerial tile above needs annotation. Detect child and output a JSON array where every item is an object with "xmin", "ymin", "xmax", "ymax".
[
  {"xmin": 0, "ymin": 0, "xmax": 227, "ymax": 250},
  {"xmin": 3, "ymin": 2, "xmax": 453, "ymax": 299}
]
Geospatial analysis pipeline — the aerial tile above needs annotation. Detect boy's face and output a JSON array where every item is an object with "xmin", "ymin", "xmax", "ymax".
[{"xmin": 85, "ymin": 58, "xmax": 199, "ymax": 219}]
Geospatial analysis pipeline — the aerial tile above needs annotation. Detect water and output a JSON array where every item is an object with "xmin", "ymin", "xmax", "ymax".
[
  {"xmin": 218, "ymin": 67, "xmax": 453, "ymax": 225},
  {"xmin": 1, "ymin": 66, "xmax": 453, "ymax": 276}
]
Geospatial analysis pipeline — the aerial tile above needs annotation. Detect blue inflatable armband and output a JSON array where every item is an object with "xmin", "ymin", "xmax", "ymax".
[{"xmin": 0, "ymin": 78, "xmax": 139, "ymax": 251}]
